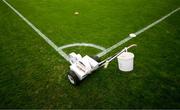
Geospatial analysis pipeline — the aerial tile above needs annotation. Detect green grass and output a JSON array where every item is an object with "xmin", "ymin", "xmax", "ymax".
[{"xmin": 0, "ymin": 0, "xmax": 180, "ymax": 108}]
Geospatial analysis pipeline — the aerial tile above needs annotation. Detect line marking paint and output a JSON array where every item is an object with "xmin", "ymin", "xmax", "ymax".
[
  {"xmin": 3, "ymin": 0, "xmax": 180, "ymax": 60},
  {"xmin": 135, "ymin": 7, "xmax": 180, "ymax": 35},
  {"xmin": 58, "ymin": 43, "xmax": 106, "ymax": 51},
  {"xmin": 2, "ymin": 0, "xmax": 69, "ymax": 61},
  {"xmin": 97, "ymin": 7, "xmax": 180, "ymax": 57},
  {"xmin": 97, "ymin": 36, "xmax": 132, "ymax": 57}
]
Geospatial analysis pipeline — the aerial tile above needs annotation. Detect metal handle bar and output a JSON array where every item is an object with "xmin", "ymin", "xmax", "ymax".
[{"xmin": 98, "ymin": 44, "xmax": 137, "ymax": 67}]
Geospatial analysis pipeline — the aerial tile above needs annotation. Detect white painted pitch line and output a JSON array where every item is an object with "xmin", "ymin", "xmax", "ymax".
[
  {"xmin": 4, "ymin": 0, "xmax": 179, "ymax": 60},
  {"xmin": 58, "ymin": 49, "xmax": 69, "ymax": 61},
  {"xmin": 2, "ymin": 0, "xmax": 69, "ymax": 61},
  {"xmin": 135, "ymin": 7, "xmax": 180, "ymax": 35},
  {"xmin": 97, "ymin": 7, "xmax": 180, "ymax": 57},
  {"xmin": 97, "ymin": 36, "xmax": 132, "ymax": 57},
  {"xmin": 58, "ymin": 43, "xmax": 106, "ymax": 51}
]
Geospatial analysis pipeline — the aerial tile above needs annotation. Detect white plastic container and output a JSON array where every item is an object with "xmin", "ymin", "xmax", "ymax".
[{"xmin": 117, "ymin": 52, "xmax": 134, "ymax": 72}]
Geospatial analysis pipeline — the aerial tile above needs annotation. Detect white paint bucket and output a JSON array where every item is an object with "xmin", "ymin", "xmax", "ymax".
[{"xmin": 117, "ymin": 52, "xmax": 134, "ymax": 72}]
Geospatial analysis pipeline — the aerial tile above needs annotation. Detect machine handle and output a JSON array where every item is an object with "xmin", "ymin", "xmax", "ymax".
[{"xmin": 98, "ymin": 44, "xmax": 137, "ymax": 68}]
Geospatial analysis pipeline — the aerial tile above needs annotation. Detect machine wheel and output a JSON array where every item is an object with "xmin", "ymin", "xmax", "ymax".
[{"xmin": 68, "ymin": 71, "xmax": 80, "ymax": 85}]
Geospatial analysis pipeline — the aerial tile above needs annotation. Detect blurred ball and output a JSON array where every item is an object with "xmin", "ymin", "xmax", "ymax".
[{"xmin": 74, "ymin": 11, "xmax": 79, "ymax": 15}]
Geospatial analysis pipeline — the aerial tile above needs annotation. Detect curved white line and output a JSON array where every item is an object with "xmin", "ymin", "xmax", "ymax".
[{"xmin": 58, "ymin": 43, "xmax": 106, "ymax": 51}]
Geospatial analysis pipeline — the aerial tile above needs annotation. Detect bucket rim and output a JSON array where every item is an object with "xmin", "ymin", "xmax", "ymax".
[{"xmin": 117, "ymin": 52, "xmax": 134, "ymax": 60}]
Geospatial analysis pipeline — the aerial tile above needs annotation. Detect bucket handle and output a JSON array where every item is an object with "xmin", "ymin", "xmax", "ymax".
[
  {"xmin": 126, "ymin": 44, "xmax": 137, "ymax": 50},
  {"xmin": 124, "ymin": 44, "xmax": 137, "ymax": 52}
]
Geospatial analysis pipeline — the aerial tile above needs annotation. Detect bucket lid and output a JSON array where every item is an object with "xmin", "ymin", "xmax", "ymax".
[{"xmin": 117, "ymin": 52, "xmax": 134, "ymax": 60}]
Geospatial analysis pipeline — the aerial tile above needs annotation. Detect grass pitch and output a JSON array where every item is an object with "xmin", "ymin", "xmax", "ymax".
[{"xmin": 0, "ymin": 0, "xmax": 180, "ymax": 108}]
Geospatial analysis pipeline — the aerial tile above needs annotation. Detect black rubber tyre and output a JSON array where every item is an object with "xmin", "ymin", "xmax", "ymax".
[
  {"xmin": 91, "ymin": 56, "xmax": 101, "ymax": 62},
  {"xmin": 68, "ymin": 71, "xmax": 80, "ymax": 85}
]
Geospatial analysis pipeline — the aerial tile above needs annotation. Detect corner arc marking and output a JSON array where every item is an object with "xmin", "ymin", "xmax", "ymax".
[{"xmin": 58, "ymin": 43, "xmax": 106, "ymax": 51}]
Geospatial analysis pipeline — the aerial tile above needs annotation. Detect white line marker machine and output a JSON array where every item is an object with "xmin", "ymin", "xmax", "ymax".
[{"xmin": 68, "ymin": 44, "xmax": 137, "ymax": 85}]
